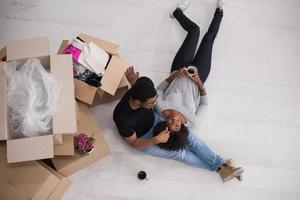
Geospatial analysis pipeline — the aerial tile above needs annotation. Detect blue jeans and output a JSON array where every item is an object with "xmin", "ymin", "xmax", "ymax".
[{"xmin": 140, "ymin": 112, "xmax": 224, "ymax": 171}]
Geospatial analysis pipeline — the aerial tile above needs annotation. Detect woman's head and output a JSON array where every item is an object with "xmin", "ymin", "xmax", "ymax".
[
  {"xmin": 153, "ymin": 121, "xmax": 189, "ymax": 151},
  {"xmin": 130, "ymin": 77, "xmax": 157, "ymax": 109},
  {"xmin": 165, "ymin": 111, "xmax": 184, "ymax": 132}
]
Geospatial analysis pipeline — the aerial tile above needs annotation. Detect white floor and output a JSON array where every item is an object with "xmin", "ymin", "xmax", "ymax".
[{"xmin": 1, "ymin": 0, "xmax": 300, "ymax": 199}]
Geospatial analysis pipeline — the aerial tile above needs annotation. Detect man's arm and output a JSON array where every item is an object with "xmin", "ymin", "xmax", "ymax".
[
  {"xmin": 124, "ymin": 130, "xmax": 170, "ymax": 149},
  {"xmin": 125, "ymin": 66, "xmax": 139, "ymax": 86}
]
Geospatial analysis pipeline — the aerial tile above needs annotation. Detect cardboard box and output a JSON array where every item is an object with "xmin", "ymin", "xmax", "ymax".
[
  {"xmin": 52, "ymin": 101, "xmax": 110, "ymax": 176},
  {"xmin": 0, "ymin": 46, "xmax": 6, "ymax": 61},
  {"xmin": 0, "ymin": 142, "xmax": 71, "ymax": 200},
  {"xmin": 54, "ymin": 135, "xmax": 75, "ymax": 156},
  {"xmin": 58, "ymin": 33, "xmax": 129, "ymax": 106},
  {"xmin": 39, "ymin": 162, "xmax": 71, "ymax": 200},
  {"xmin": 53, "ymin": 134, "xmax": 63, "ymax": 145},
  {"xmin": 0, "ymin": 37, "xmax": 77, "ymax": 163},
  {"xmin": 0, "ymin": 177, "xmax": 29, "ymax": 200}
]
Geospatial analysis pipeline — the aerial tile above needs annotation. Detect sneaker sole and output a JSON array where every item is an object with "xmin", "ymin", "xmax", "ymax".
[
  {"xmin": 170, "ymin": 0, "xmax": 190, "ymax": 18},
  {"xmin": 223, "ymin": 167, "xmax": 244, "ymax": 182}
]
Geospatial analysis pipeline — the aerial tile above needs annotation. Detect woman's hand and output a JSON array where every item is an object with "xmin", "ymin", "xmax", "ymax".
[
  {"xmin": 166, "ymin": 68, "xmax": 186, "ymax": 83},
  {"xmin": 188, "ymin": 72, "xmax": 203, "ymax": 87},
  {"xmin": 154, "ymin": 128, "xmax": 170, "ymax": 144},
  {"xmin": 188, "ymin": 73, "xmax": 206, "ymax": 95}
]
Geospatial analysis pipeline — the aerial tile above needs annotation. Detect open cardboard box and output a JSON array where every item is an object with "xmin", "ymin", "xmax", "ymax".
[
  {"xmin": 52, "ymin": 101, "xmax": 110, "ymax": 176},
  {"xmin": 54, "ymin": 135, "xmax": 75, "ymax": 156},
  {"xmin": 0, "ymin": 37, "xmax": 77, "ymax": 163},
  {"xmin": 58, "ymin": 33, "xmax": 129, "ymax": 106},
  {"xmin": 0, "ymin": 142, "xmax": 71, "ymax": 200},
  {"xmin": 0, "ymin": 46, "xmax": 6, "ymax": 61}
]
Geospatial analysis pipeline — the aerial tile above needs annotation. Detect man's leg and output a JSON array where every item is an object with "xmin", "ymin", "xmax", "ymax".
[
  {"xmin": 171, "ymin": 9, "xmax": 200, "ymax": 72},
  {"xmin": 141, "ymin": 144, "xmax": 214, "ymax": 170},
  {"xmin": 191, "ymin": 8, "xmax": 223, "ymax": 83},
  {"xmin": 186, "ymin": 131, "xmax": 224, "ymax": 171}
]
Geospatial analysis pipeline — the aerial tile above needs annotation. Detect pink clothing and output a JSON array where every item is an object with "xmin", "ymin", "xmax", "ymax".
[{"xmin": 63, "ymin": 44, "xmax": 82, "ymax": 63}]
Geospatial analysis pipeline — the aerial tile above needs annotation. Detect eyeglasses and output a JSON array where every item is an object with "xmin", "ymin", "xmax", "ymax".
[{"xmin": 141, "ymin": 95, "xmax": 158, "ymax": 108}]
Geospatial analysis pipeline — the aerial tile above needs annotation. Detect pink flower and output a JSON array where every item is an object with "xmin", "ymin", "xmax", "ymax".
[{"xmin": 74, "ymin": 133, "xmax": 96, "ymax": 155}]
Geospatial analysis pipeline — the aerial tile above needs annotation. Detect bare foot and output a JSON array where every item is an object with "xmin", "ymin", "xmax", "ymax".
[{"xmin": 125, "ymin": 66, "xmax": 139, "ymax": 86}]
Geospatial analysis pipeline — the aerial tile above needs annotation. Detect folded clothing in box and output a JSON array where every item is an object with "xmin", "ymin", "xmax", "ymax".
[
  {"xmin": 58, "ymin": 33, "xmax": 129, "ymax": 106},
  {"xmin": 78, "ymin": 42, "xmax": 109, "ymax": 75},
  {"xmin": 64, "ymin": 37, "xmax": 110, "ymax": 88}
]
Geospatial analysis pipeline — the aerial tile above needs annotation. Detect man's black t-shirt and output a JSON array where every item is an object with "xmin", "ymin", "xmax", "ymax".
[{"xmin": 113, "ymin": 86, "xmax": 155, "ymax": 138}]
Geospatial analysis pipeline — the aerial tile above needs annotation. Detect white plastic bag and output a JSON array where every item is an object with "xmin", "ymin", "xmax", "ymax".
[{"xmin": 3, "ymin": 58, "xmax": 62, "ymax": 138}]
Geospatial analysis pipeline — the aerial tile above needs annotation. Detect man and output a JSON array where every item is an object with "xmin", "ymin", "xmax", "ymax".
[{"xmin": 113, "ymin": 67, "xmax": 170, "ymax": 149}]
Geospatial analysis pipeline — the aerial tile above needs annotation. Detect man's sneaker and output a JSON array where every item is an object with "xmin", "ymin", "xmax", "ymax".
[
  {"xmin": 170, "ymin": 0, "xmax": 190, "ymax": 18},
  {"xmin": 219, "ymin": 159, "xmax": 244, "ymax": 182},
  {"xmin": 226, "ymin": 159, "xmax": 243, "ymax": 181},
  {"xmin": 216, "ymin": 0, "xmax": 225, "ymax": 10}
]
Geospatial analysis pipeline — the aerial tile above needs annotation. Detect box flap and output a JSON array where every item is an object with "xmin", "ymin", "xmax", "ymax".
[
  {"xmin": 48, "ymin": 177, "xmax": 71, "ymax": 200},
  {"xmin": 78, "ymin": 33, "xmax": 119, "ymax": 55},
  {"xmin": 0, "ymin": 142, "xmax": 22, "ymax": 181},
  {"xmin": 9, "ymin": 161, "xmax": 60, "ymax": 200},
  {"xmin": 0, "ymin": 177, "xmax": 29, "ymax": 200},
  {"xmin": 93, "ymin": 86, "xmax": 128, "ymax": 106},
  {"xmin": 7, "ymin": 135, "xmax": 54, "ymax": 163},
  {"xmin": 51, "ymin": 55, "xmax": 77, "ymax": 135},
  {"xmin": 119, "ymin": 74, "xmax": 129, "ymax": 88},
  {"xmin": 100, "ymin": 56, "xmax": 128, "ymax": 95},
  {"xmin": 0, "ymin": 64, "xmax": 8, "ymax": 141},
  {"xmin": 57, "ymin": 40, "xmax": 69, "ymax": 55},
  {"xmin": 74, "ymin": 79, "xmax": 98, "ymax": 105},
  {"xmin": 54, "ymin": 135, "xmax": 75, "ymax": 156},
  {"xmin": 39, "ymin": 161, "xmax": 71, "ymax": 200},
  {"xmin": 0, "ymin": 46, "xmax": 7, "ymax": 61},
  {"xmin": 52, "ymin": 102, "xmax": 110, "ymax": 176},
  {"xmin": 53, "ymin": 134, "xmax": 63, "ymax": 145},
  {"xmin": 7, "ymin": 37, "xmax": 50, "ymax": 61}
]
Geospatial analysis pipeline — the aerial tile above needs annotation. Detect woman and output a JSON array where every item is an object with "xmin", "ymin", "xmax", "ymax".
[{"xmin": 140, "ymin": 0, "xmax": 244, "ymax": 182}]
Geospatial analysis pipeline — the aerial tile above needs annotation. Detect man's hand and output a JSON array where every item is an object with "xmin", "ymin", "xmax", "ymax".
[
  {"xmin": 125, "ymin": 66, "xmax": 139, "ymax": 86},
  {"xmin": 154, "ymin": 128, "xmax": 170, "ymax": 144},
  {"xmin": 166, "ymin": 68, "xmax": 186, "ymax": 83}
]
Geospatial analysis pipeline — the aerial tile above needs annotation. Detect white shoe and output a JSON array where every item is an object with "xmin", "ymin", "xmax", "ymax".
[
  {"xmin": 216, "ymin": 0, "xmax": 225, "ymax": 10},
  {"xmin": 170, "ymin": 0, "xmax": 190, "ymax": 18}
]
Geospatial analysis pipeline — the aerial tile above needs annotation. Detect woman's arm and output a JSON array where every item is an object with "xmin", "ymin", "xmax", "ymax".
[
  {"xmin": 196, "ymin": 82, "xmax": 207, "ymax": 96},
  {"xmin": 187, "ymin": 72, "xmax": 208, "ymax": 115},
  {"xmin": 166, "ymin": 68, "xmax": 186, "ymax": 83}
]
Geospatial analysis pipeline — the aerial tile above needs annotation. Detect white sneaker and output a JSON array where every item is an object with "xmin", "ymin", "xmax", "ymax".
[
  {"xmin": 216, "ymin": 0, "xmax": 225, "ymax": 10},
  {"xmin": 170, "ymin": 0, "xmax": 190, "ymax": 18}
]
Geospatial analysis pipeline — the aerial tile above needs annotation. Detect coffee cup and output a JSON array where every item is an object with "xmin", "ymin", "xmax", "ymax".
[
  {"xmin": 186, "ymin": 66, "xmax": 198, "ymax": 77},
  {"xmin": 137, "ymin": 171, "xmax": 148, "ymax": 180}
]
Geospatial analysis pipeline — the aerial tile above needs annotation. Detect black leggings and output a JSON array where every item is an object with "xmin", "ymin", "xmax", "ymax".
[{"xmin": 171, "ymin": 8, "xmax": 223, "ymax": 83}]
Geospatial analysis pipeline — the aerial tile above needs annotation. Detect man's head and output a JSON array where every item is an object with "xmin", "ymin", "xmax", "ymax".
[
  {"xmin": 153, "ymin": 121, "xmax": 189, "ymax": 151},
  {"xmin": 130, "ymin": 77, "xmax": 157, "ymax": 109}
]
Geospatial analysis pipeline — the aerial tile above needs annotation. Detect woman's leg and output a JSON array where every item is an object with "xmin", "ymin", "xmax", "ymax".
[
  {"xmin": 171, "ymin": 9, "xmax": 200, "ymax": 72},
  {"xmin": 191, "ymin": 8, "xmax": 223, "ymax": 83}
]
